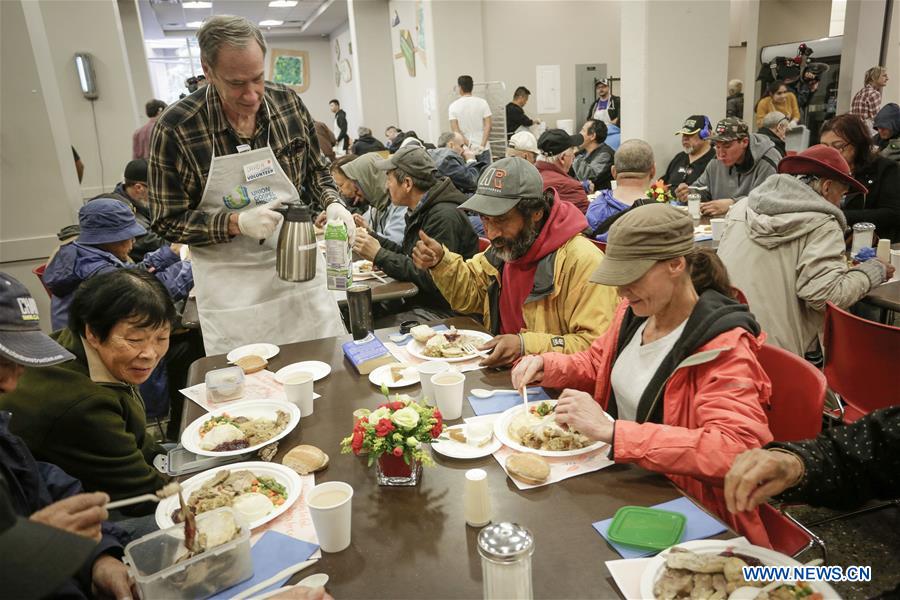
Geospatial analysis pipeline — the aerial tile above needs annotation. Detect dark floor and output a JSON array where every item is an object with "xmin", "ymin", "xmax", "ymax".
[{"xmin": 788, "ymin": 503, "xmax": 900, "ymax": 599}]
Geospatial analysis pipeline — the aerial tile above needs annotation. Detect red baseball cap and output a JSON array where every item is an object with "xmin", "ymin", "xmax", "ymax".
[{"xmin": 777, "ymin": 145, "xmax": 867, "ymax": 194}]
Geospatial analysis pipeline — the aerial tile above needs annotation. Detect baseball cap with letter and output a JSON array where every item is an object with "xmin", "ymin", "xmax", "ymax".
[
  {"xmin": 459, "ymin": 157, "xmax": 544, "ymax": 217},
  {"xmin": 710, "ymin": 117, "xmax": 749, "ymax": 142},
  {"xmin": 0, "ymin": 273, "xmax": 74, "ymax": 366}
]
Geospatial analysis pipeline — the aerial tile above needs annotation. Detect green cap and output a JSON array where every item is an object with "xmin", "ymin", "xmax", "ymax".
[
  {"xmin": 459, "ymin": 157, "xmax": 543, "ymax": 217},
  {"xmin": 374, "ymin": 145, "xmax": 436, "ymax": 179},
  {"xmin": 589, "ymin": 204, "xmax": 694, "ymax": 286},
  {"xmin": 709, "ymin": 117, "xmax": 749, "ymax": 142}
]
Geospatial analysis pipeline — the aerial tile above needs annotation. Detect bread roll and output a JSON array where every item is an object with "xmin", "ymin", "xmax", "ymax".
[
  {"xmin": 234, "ymin": 354, "xmax": 267, "ymax": 374},
  {"xmin": 506, "ymin": 453, "xmax": 550, "ymax": 485},
  {"xmin": 282, "ymin": 445, "xmax": 329, "ymax": 475}
]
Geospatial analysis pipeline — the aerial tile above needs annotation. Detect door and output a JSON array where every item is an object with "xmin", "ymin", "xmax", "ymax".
[{"xmin": 575, "ymin": 64, "xmax": 606, "ymax": 124}]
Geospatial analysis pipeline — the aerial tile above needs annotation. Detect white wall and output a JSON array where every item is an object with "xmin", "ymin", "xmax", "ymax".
[
  {"xmin": 481, "ymin": 0, "xmax": 622, "ymax": 127},
  {"xmin": 348, "ymin": 0, "xmax": 399, "ymax": 139},
  {"xmin": 264, "ymin": 37, "xmax": 336, "ymax": 124},
  {"xmin": 39, "ymin": 0, "xmax": 140, "ymax": 199},
  {"xmin": 118, "ymin": 0, "xmax": 154, "ymax": 117},
  {"xmin": 756, "ymin": 0, "xmax": 831, "ymax": 48},
  {"xmin": 388, "ymin": 0, "xmax": 439, "ymax": 141},
  {"xmin": 432, "ymin": 0, "xmax": 485, "ymax": 137},
  {"xmin": 838, "ymin": 0, "xmax": 888, "ymax": 113},
  {"xmin": 329, "ymin": 21, "xmax": 362, "ymax": 140}
]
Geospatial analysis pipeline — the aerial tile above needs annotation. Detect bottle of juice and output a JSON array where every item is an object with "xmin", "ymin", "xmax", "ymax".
[{"xmin": 324, "ymin": 219, "xmax": 351, "ymax": 290}]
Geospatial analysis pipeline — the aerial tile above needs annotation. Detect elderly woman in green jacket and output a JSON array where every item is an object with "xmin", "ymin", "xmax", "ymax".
[{"xmin": 0, "ymin": 269, "xmax": 172, "ymax": 512}]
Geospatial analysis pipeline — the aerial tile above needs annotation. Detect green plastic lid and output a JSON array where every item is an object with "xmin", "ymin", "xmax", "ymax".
[{"xmin": 606, "ymin": 506, "xmax": 686, "ymax": 551}]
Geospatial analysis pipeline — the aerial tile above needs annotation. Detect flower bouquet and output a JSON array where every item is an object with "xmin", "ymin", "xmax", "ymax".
[
  {"xmin": 647, "ymin": 178, "xmax": 675, "ymax": 204},
  {"xmin": 341, "ymin": 386, "xmax": 443, "ymax": 486}
]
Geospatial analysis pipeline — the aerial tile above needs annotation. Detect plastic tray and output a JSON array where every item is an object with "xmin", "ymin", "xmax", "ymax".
[{"xmin": 606, "ymin": 506, "xmax": 686, "ymax": 551}]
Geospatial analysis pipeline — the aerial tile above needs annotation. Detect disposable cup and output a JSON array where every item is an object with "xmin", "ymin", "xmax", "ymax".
[
  {"xmin": 431, "ymin": 370, "xmax": 465, "ymax": 420},
  {"xmin": 284, "ymin": 371, "xmax": 314, "ymax": 417},
  {"xmin": 307, "ymin": 481, "xmax": 353, "ymax": 552},
  {"xmin": 416, "ymin": 360, "xmax": 450, "ymax": 402},
  {"xmin": 711, "ymin": 218, "xmax": 726, "ymax": 241}
]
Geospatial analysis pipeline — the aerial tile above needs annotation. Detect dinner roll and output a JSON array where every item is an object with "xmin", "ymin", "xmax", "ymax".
[
  {"xmin": 282, "ymin": 445, "xmax": 329, "ymax": 475},
  {"xmin": 234, "ymin": 354, "xmax": 267, "ymax": 374},
  {"xmin": 506, "ymin": 453, "xmax": 550, "ymax": 485}
]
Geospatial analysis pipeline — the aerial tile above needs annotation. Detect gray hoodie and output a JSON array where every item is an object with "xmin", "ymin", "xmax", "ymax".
[
  {"xmin": 693, "ymin": 133, "xmax": 781, "ymax": 202},
  {"xmin": 717, "ymin": 174, "xmax": 885, "ymax": 356}
]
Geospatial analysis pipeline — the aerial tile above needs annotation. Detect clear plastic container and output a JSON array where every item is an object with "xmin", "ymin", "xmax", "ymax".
[
  {"xmin": 124, "ymin": 507, "xmax": 253, "ymax": 600},
  {"xmin": 205, "ymin": 366, "xmax": 245, "ymax": 404}
]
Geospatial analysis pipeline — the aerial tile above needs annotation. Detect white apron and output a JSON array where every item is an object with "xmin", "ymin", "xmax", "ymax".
[
  {"xmin": 592, "ymin": 99, "xmax": 614, "ymax": 125},
  {"xmin": 192, "ymin": 92, "xmax": 345, "ymax": 355}
]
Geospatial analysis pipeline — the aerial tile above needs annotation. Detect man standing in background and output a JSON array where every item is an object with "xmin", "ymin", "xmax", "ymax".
[
  {"xmin": 586, "ymin": 79, "xmax": 620, "ymax": 127},
  {"xmin": 133, "ymin": 99, "xmax": 166, "ymax": 160},
  {"xmin": 329, "ymin": 98, "xmax": 350, "ymax": 152},
  {"xmin": 505, "ymin": 86, "xmax": 540, "ymax": 136},
  {"xmin": 449, "ymin": 75, "xmax": 492, "ymax": 162}
]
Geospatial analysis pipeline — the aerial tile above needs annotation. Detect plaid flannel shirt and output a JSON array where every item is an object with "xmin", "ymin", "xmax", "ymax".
[
  {"xmin": 849, "ymin": 84, "xmax": 882, "ymax": 124},
  {"xmin": 148, "ymin": 82, "xmax": 340, "ymax": 246}
]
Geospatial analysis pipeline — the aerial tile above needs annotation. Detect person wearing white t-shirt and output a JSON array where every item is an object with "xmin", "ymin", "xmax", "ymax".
[{"xmin": 448, "ymin": 75, "xmax": 492, "ymax": 161}]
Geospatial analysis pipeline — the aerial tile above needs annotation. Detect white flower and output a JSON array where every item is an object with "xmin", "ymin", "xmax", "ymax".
[
  {"xmin": 367, "ymin": 407, "xmax": 390, "ymax": 423},
  {"xmin": 406, "ymin": 436, "xmax": 420, "ymax": 448},
  {"xmin": 391, "ymin": 406, "xmax": 420, "ymax": 429}
]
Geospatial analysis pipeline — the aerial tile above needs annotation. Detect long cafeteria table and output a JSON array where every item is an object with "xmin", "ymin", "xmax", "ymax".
[{"xmin": 183, "ymin": 317, "xmax": 737, "ymax": 599}]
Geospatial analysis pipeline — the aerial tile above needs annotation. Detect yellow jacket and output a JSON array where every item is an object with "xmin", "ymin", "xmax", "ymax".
[
  {"xmin": 430, "ymin": 235, "xmax": 619, "ymax": 355},
  {"xmin": 755, "ymin": 94, "xmax": 800, "ymax": 126}
]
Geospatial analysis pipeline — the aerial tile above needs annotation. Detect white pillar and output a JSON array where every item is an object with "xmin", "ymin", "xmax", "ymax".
[
  {"xmin": 621, "ymin": 0, "xmax": 730, "ymax": 174},
  {"xmin": 838, "ymin": 0, "xmax": 889, "ymax": 114},
  {"xmin": 348, "ymin": 0, "xmax": 399, "ymax": 137}
]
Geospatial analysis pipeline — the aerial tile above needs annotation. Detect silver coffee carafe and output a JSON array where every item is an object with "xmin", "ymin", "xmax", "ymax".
[{"xmin": 274, "ymin": 202, "xmax": 316, "ymax": 282}]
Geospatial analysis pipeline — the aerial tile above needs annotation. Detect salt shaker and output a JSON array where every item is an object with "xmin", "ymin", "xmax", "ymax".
[
  {"xmin": 850, "ymin": 222, "xmax": 876, "ymax": 256},
  {"xmin": 477, "ymin": 522, "xmax": 534, "ymax": 600},
  {"xmin": 464, "ymin": 468, "xmax": 491, "ymax": 527},
  {"xmin": 687, "ymin": 192, "xmax": 701, "ymax": 219}
]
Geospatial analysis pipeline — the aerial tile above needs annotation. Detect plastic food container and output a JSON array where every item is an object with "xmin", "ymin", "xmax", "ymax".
[
  {"xmin": 607, "ymin": 506, "xmax": 686, "ymax": 551},
  {"xmin": 124, "ymin": 507, "xmax": 253, "ymax": 600},
  {"xmin": 205, "ymin": 366, "xmax": 245, "ymax": 404}
]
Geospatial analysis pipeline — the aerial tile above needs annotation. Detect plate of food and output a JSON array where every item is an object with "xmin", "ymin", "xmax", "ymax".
[
  {"xmin": 353, "ymin": 260, "xmax": 385, "ymax": 280},
  {"xmin": 493, "ymin": 400, "xmax": 608, "ymax": 457},
  {"xmin": 368, "ymin": 362, "xmax": 419, "ymax": 388},
  {"xmin": 405, "ymin": 326, "xmax": 492, "ymax": 362},
  {"xmin": 226, "ymin": 343, "xmax": 280, "ymax": 363},
  {"xmin": 432, "ymin": 422, "xmax": 501, "ymax": 459},
  {"xmin": 154, "ymin": 462, "xmax": 302, "ymax": 531},
  {"xmin": 640, "ymin": 539, "xmax": 836, "ymax": 599},
  {"xmin": 274, "ymin": 361, "xmax": 332, "ymax": 383},
  {"xmin": 181, "ymin": 399, "xmax": 300, "ymax": 457}
]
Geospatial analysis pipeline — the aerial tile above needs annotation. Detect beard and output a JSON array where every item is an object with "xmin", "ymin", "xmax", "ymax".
[{"xmin": 491, "ymin": 218, "xmax": 541, "ymax": 262}]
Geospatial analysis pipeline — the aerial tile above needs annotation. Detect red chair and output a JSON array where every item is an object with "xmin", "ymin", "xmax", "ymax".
[
  {"xmin": 755, "ymin": 343, "xmax": 828, "ymax": 560},
  {"xmin": 477, "ymin": 237, "xmax": 491, "ymax": 253},
  {"xmin": 590, "ymin": 239, "xmax": 607, "ymax": 253},
  {"xmin": 822, "ymin": 302, "xmax": 900, "ymax": 424},
  {"xmin": 32, "ymin": 264, "xmax": 52, "ymax": 298},
  {"xmin": 731, "ymin": 287, "xmax": 749, "ymax": 306}
]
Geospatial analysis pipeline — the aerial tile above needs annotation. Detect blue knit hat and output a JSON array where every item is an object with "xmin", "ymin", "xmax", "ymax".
[{"xmin": 77, "ymin": 198, "xmax": 146, "ymax": 245}]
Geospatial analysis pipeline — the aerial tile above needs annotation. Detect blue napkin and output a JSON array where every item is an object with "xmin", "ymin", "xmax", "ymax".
[
  {"xmin": 694, "ymin": 233, "xmax": 713, "ymax": 242},
  {"xmin": 468, "ymin": 387, "xmax": 552, "ymax": 416},
  {"xmin": 210, "ymin": 531, "xmax": 319, "ymax": 600},
  {"xmin": 390, "ymin": 324, "xmax": 448, "ymax": 347},
  {"xmin": 592, "ymin": 496, "xmax": 727, "ymax": 558}
]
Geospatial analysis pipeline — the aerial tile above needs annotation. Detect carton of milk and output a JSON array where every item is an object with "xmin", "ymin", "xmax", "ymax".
[{"xmin": 324, "ymin": 219, "xmax": 352, "ymax": 290}]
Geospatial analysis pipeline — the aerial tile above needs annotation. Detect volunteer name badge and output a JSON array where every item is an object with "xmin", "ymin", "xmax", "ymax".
[{"xmin": 243, "ymin": 158, "xmax": 275, "ymax": 182}]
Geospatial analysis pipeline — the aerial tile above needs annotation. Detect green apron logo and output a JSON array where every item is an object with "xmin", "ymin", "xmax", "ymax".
[{"xmin": 223, "ymin": 185, "xmax": 251, "ymax": 209}]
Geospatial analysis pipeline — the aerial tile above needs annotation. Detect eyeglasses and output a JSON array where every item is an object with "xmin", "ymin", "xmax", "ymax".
[{"xmin": 825, "ymin": 140, "xmax": 850, "ymax": 152}]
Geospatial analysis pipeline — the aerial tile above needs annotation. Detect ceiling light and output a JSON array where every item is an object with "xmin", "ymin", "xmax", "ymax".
[
  {"xmin": 269, "ymin": 0, "xmax": 298, "ymax": 6},
  {"xmin": 259, "ymin": 19, "xmax": 284, "ymax": 26},
  {"xmin": 182, "ymin": 1, "xmax": 212, "ymax": 8},
  {"xmin": 186, "ymin": 20, "xmax": 204, "ymax": 28}
]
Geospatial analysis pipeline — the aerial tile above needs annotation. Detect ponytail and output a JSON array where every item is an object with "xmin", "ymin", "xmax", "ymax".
[{"xmin": 686, "ymin": 247, "xmax": 737, "ymax": 298}]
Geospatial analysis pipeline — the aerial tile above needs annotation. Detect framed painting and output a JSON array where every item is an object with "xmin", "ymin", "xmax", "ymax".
[{"xmin": 269, "ymin": 48, "xmax": 309, "ymax": 93}]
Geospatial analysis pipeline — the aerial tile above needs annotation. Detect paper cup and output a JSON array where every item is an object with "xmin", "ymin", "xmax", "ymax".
[
  {"xmin": 710, "ymin": 218, "xmax": 726, "ymax": 241},
  {"xmin": 416, "ymin": 360, "xmax": 450, "ymax": 402},
  {"xmin": 687, "ymin": 197, "xmax": 701, "ymax": 219},
  {"xmin": 891, "ymin": 249, "xmax": 900, "ymax": 271},
  {"xmin": 307, "ymin": 481, "xmax": 353, "ymax": 552},
  {"xmin": 431, "ymin": 370, "xmax": 465, "ymax": 420},
  {"xmin": 284, "ymin": 371, "xmax": 314, "ymax": 418}
]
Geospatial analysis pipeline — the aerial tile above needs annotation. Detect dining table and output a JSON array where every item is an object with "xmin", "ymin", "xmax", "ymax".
[{"xmin": 181, "ymin": 317, "xmax": 737, "ymax": 599}]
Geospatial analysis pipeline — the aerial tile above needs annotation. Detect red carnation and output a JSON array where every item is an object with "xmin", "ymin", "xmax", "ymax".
[
  {"xmin": 392, "ymin": 446, "xmax": 404, "ymax": 457},
  {"xmin": 389, "ymin": 401, "xmax": 405, "ymax": 411},
  {"xmin": 351, "ymin": 430, "xmax": 364, "ymax": 455},
  {"xmin": 375, "ymin": 418, "xmax": 395, "ymax": 437},
  {"xmin": 431, "ymin": 422, "xmax": 443, "ymax": 438}
]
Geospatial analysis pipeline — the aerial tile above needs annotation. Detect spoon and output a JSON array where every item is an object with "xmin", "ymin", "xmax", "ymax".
[
  {"xmin": 253, "ymin": 573, "xmax": 330, "ymax": 600},
  {"xmin": 470, "ymin": 388, "xmax": 540, "ymax": 398}
]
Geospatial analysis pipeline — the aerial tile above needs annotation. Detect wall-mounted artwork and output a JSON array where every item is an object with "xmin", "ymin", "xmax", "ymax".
[
  {"xmin": 392, "ymin": 0, "xmax": 427, "ymax": 78},
  {"xmin": 333, "ymin": 37, "xmax": 353, "ymax": 87},
  {"xmin": 269, "ymin": 49, "xmax": 309, "ymax": 93}
]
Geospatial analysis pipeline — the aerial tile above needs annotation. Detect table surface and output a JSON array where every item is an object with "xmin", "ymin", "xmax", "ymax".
[
  {"xmin": 183, "ymin": 317, "xmax": 734, "ymax": 599},
  {"xmin": 863, "ymin": 279, "xmax": 900, "ymax": 312}
]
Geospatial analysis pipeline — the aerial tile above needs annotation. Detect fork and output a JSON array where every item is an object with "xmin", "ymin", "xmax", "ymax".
[{"xmin": 462, "ymin": 343, "xmax": 491, "ymax": 358}]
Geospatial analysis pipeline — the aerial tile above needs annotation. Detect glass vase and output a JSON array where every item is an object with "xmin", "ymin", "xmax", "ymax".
[{"xmin": 376, "ymin": 453, "xmax": 421, "ymax": 486}]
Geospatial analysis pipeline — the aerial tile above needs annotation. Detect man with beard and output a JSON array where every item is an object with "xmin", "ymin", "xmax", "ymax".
[
  {"xmin": 412, "ymin": 157, "xmax": 619, "ymax": 367},
  {"xmin": 662, "ymin": 115, "xmax": 715, "ymax": 188}
]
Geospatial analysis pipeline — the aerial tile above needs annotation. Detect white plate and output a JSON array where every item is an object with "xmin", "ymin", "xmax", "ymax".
[
  {"xmin": 406, "ymin": 329, "xmax": 493, "ymax": 363},
  {"xmin": 492, "ymin": 400, "xmax": 609, "ymax": 458},
  {"xmin": 227, "ymin": 343, "xmax": 280, "ymax": 363},
  {"xmin": 181, "ymin": 399, "xmax": 301, "ymax": 457},
  {"xmin": 368, "ymin": 363, "xmax": 419, "ymax": 388},
  {"xmin": 639, "ymin": 539, "xmax": 839, "ymax": 599},
  {"xmin": 154, "ymin": 461, "xmax": 302, "ymax": 531},
  {"xmin": 274, "ymin": 361, "xmax": 332, "ymax": 383},
  {"xmin": 352, "ymin": 260, "xmax": 385, "ymax": 280},
  {"xmin": 432, "ymin": 426, "xmax": 502, "ymax": 459}
]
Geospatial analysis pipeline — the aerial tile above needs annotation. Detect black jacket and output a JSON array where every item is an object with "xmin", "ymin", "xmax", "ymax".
[
  {"xmin": 351, "ymin": 134, "xmax": 386, "ymax": 156},
  {"xmin": 726, "ymin": 93, "xmax": 744, "ymax": 118},
  {"xmin": 771, "ymin": 406, "xmax": 900, "ymax": 510},
  {"xmin": 373, "ymin": 178, "xmax": 478, "ymax": 309},
  {"xmin": 586, "ymin": 95, "xmax": 621, "ymax": 124},
  {"xmin": 334, "ymin": 109, "xmax": 348, "ymax": 150},
  {"xmin": 844, "ymin": 156, "xmax": 900, "ymax": 240},
  {"xmin": 757, "ymin": 128, "xmax": 786, "ymax": 158},
  {"xmin": 505, "ymin": 102, "xmax": 534, "ymax": 135}
]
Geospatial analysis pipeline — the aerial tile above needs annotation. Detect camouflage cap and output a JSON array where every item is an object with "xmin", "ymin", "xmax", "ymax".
[{"xmin": 710, "ymin": 117, "xmax": 749, "ymax": 142}]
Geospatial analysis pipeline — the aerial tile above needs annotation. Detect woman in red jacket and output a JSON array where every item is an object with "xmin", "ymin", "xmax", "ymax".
[{"xmin": 512, "ymin": 204, "xmax": 774, "ymax": 546}]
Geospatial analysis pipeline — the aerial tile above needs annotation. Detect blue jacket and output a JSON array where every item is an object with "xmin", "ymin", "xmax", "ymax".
[
  {"xmin": 429, "ymin": 147, "xmax": 488, "ymax": 194},
  {"xmin": 585, "ymin": 190, "xmax": 631, "ymax": 242},
  {"xmin": 0, "ymin": 411, "xmax": 127, "ymax": 599},
  {"xmin": 44, "ymin": 242, "xmax": 192, "ymax": 331}
]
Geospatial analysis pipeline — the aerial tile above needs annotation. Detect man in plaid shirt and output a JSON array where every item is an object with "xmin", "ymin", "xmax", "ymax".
[
  {"xmin": 850, "ymin": 66, "xmax": 889, "ymax": 130},
  {"xmin": 147, "ymin": 15, "xmax": 353, "ymax": 353}
]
